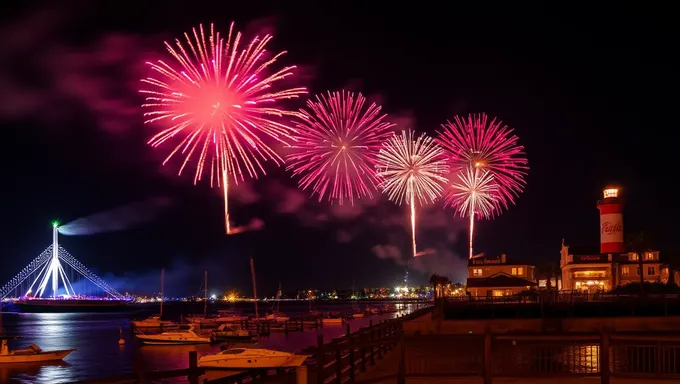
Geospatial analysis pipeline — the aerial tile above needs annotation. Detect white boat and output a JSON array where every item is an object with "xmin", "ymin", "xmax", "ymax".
[
  {"xmin": 136, "ymin": 326, "xmax": 210, "ymax": 345},
  {"xmin": 215, "ymin": 315, "xmax": 247, "ymax": 323},
  {"xmin": 0, "ymin": 337, "xmax": 75, "ymax": 364},
  {"xmin": 209, "ymin": 324, "xmax": 254, "ymax": 342},
  {"xmin": 352, "ymin": 313, "xmax": 365, "ymax": 318},
  {"xmin": 131, "ymin": 315, "xmax": 175, "ymax": 328},
  {"xmin": 198, "ymin": 348, "xmax": 307, "ymax": 369}
]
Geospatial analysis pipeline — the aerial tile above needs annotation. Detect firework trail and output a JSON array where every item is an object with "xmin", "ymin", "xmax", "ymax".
[
  {"xmin": 448, "ymin": 166, "xmax": 500, "ymax": 259},
  {"xmin": 376, "ymin": 130, "xmax": 449, "ymax": 257},
  {"xmin": 140, "ymin": 23, "xmax": 306, "ymax": 234},
  {"xmin": 437, "ymin": 113, "xmax": 528, "ymax": 258},
  {"xmin": 287, "ymin": 91, "xmax": 394, "ymax": 204}
]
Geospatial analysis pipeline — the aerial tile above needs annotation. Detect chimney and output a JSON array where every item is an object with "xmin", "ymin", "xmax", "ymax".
[{"xmin": 501, "ymin": 253, "xmax": 507, "ymax": 263}]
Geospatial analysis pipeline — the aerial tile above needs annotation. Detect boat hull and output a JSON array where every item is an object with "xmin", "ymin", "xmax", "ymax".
[
  {"xmin": 199, "ymin": 356, "xmax": 300, "ymax": 369},
  {"xmin": 0, "ymin": 349, "xmax": 75, "ymax": 364},
  {"xmin": 136, "ymin": 335, "xmax": 210, "ymax": 345},
  {"xmin": 14, "ymin": 300, "xmax": 127, "ymax": 313}
]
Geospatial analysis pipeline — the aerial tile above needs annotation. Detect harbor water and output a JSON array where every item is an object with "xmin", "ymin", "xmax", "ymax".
[{"xmin": 0, "ymin": 301, "xmax": 417, "ymax": 383}]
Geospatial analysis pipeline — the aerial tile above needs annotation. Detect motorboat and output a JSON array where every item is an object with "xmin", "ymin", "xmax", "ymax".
[
  {"xmin": 136, "ymin": 325, "xmax": 210, "ymax": 345},
  {"xmin": 264, "ymin": 313, "xmax": 289, "ymax": 322},
  {"xmin": 131, "ymin": 315, "xmax": 175, "ymax": 328},
  {"xmin": 322, "ymin": 317, "xmax": 343, "ymax": 325},
  {"xmin": 215, "ymin": 314, "xmax": 247, "ymax": 323},
  {"xmin": 209, "ymin": 324, "xmax": 254, "ymax": 342},
  {"xmin": 352, "ymin": 312, "xmax": 365, "ymax": 318},
  {"xmin": 0, "ymin": 337, "xmax": 75, "ymax": 363},
  {"xmin": 198, "ymin": 348, "xmax": 307, "ymax": 369}
]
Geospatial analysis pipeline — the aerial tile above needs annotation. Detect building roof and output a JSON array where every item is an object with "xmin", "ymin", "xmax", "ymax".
[
  {"xmin": 468, "ymin": 254, "xmax": 531, "ymax": 266},
  {"xmin": 466, "ymin": 273, "xmax": 538, "ymax": 288}
]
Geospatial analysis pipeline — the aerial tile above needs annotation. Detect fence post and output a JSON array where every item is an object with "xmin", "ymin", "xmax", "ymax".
[
  {"xmin": 600, "ymin": 329, "xmax": 610, "ymax": 384},
  {"xmin": 296, "ymin": 365, "xmax": 308, "ymax": 384},
  {"xmin": 316, "ymin": 334, "xmax": 324, "ymax": 384},
  {"xmin": 335, "ymin": 346, "xmax": 342, "ymax": 384},
  {"xmin": 483, "ymin": 327, "xmax": 492, "ymax": 384},
  {"xmin": 188, "ymin": 351, "xmax": 198, "ymax": 384},
  {"xmin": 397, "ymin": 328, "xmax": 406, "ymax": 384},
  {"xmin": 360, "ymin": 331, "xmax": 367, "ymax": 372},
  {"xmin": 369, "ymin": 322, "xmax": 375, "ymax": 366},
  {"xmin": 348, "ymin": 327, "xmax": 355, "ymax": 381}
]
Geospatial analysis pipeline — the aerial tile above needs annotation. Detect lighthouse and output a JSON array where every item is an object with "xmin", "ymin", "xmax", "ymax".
[{"xmin": 597, "ymin": 187, "xmax": 625, "ymax": 253}]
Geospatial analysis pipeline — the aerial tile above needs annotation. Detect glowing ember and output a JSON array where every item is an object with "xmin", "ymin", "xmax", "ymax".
[{"xmin": 140, "ymin": 23, "xmax": 306, "ymax": 233}]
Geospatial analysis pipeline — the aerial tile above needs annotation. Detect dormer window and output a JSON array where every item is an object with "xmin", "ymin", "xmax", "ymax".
[
  {"xmin": 629, "ymin": 253, "xmax": 639, "ymax": 261},
  {"xmin": 645, "ymin": 252, "xmax": 656, "ymax": 260}
]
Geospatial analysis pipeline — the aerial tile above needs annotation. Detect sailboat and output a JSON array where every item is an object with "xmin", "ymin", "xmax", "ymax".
[
  {"xmin": 132, "ymin": 268, "xmax": 175, "ymax": 328},
  {"xmin": 187, "ymin": 272, "xmax": 215, "ymax": 326},
  {"xmin": 265, "ymin": 283, "xmax": 289, "ymax": 322}
]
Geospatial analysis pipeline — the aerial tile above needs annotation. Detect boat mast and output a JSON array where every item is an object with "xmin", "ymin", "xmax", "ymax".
[
  {"xmin": 249, "ymin": 257, "xmax": 259, "ymax": 322},
  {"xmin": 204, "ymin": 271, "xmax": 208, "ymax": 318},
  {"xmin": 160, "ymin": 268, "xmax": 164, "ymax": 318}
]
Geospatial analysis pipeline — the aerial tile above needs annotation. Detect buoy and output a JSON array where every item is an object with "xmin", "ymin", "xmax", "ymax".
[{"xmin": 118, "ymin": 326, "xmax": 125, "ymax": 345}]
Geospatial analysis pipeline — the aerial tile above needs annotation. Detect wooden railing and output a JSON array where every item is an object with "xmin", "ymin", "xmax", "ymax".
[
  {"xmin": 303, "ymin": 306, "xmax": 432, "ymax": 384},
  {"xmin": 357, "ymin": 329, "xmax": 680, "ymax": 384}
]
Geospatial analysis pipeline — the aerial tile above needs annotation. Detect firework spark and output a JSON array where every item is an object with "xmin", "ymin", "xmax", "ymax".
[
  {"xmin": 140, "ymin": 23, "xmax": 306, "ymax": 234},
  {"xmin": 448, "ymin": 166, "xmax": 500, "ymax": 259},
  {"xmin": 376, "ymin": 130, "xmax": 449, "ymax": 256},
  {"xmin": 437, "ymin": 113, "xmax": 528, "ymax": 258},
  {"xmin": 287, "ymin": 91, "xmax": 394, "ymax": 204}
]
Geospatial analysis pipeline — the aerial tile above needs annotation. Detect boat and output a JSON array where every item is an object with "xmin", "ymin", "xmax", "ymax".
[
  {"xmin": 0, "ymin": 337, "xmax": 75, "ymax": 363},
  {"xmin": 264, "ymin": 313, "xmax": 290, "ymax": 322},
  {"xmin": 198, "ymin": 348, "xmax": 307, "ymax": 369},
  {"xmin": 322, "ymin": 315, "xmax": 343, "ymax": 325},
  {"xmin": 133, "ymin": 269, "xmax": 175, "ymax": 328},
  {"xmin": 131, "ymin": 315, "xmax": 174, "ymax": 328},
  {"xmin": 136, "ymin": 325, "xmax": 211, "ymax": 345},
  {"xmin": 352, "ymin": 313, "xmax": 365, "ymax": 318},
  {"xmin": 215, "ymin": 314, "xmax": 247, "ymax": 323},
  {"xmin": 209, "ymin": 324, "xmax": 254, "ymax": 342}
]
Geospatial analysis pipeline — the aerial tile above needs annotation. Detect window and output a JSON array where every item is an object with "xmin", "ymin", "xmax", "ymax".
[
  {"xmin": 647, "ymin": 266, "xmax": 656, "ymax": 276},
  {"xmin": 636, "ymin": 267, "xmax": 640, "ymax": 276},
  {"xmin": 645, "ymin": 252, "xmax": 656, "ymax": 260},
  {"xmin": 621, "ymin": 266, "xmax": 629, "ymax": 276},
  {"xmin": 511, "ymin": 267, "xmax": 524, "ymax": 275},
  {"xmin": 472, "ymin": 268, "xmax": 482, "ymax": 277},
  {"xmin": 630, "ymin": 253, "xmax": 639, "ymax": 261},
  {"xmin": 492, "ymin": 289, "xmax": 513, "ymax": 297},
  {"xmin": 574, "ymin": 270, "xmax": 607, "ymax": 278}
]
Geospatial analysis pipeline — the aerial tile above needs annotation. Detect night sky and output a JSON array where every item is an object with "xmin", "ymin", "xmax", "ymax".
[{"xmin": 0, "ymin": 2, "xmax": 672, "ymax": 296}]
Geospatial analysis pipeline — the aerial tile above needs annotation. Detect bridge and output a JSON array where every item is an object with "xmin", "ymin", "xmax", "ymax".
[{"xmin": 0, "ymin": 223, "xmax": 124, "ymax": 300}]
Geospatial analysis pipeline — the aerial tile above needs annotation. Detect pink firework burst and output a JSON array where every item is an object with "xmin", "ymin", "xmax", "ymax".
[
  {"xmin": 376, "ymin": 130, "xmax": 449, "ymax": 256},
  {"xmin": 437, "ymin": 113, "xmax": 528, "ymax": 208},
  {"xmin": 286, "ymin": 91, "xmax": 395, "ymax": 204},
  {"xmin": 140, "ymin": 23, "xmax": 306, "ymax": 234}
]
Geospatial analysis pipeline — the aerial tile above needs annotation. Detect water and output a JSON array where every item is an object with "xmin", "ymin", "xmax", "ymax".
[{"xmin": 1, "ymin": 302, "xmax": 416, "ymax": 383}]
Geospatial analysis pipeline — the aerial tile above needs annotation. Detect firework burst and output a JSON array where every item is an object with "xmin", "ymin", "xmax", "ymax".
[
  {"xmin": 376, "ymin": 130, "xmax": 449, "ymax": 256},
  {"xmin": 437, "ymin": 113, "xmax": 528, "ymax": 258},
  {"xmin": 140, "ymin": 23, "xmax": 306, "ymax": 234},
  {"xmin": 286, "ymin": 91, "xmax": 394, "ymax": 204},
  {"xmin": 448, "ymin": 166, "xmax": 500, "ymax": 259}
]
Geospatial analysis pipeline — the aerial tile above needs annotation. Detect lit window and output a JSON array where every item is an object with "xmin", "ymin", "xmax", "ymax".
[
  {"xmin": 647, "ymin": 266, "xmax": 656, "ymax": 276},
  {"xmin": 630, "ymin": 253, "xmax": 639, "ymax": 261},
  {"xmin": 636, "ymin": 267, "xmax": 640, "ymax": 276},
  {"xmin": 645, "ymin": 252, "xmax": 655, "ymax": 260},
  {"xmin": 621, "ymin": 266, "xmax": 629, "ymax": 276},
  {"xmin": 511, "ymin": 267, "xmax": 524, "ymax": 276},
  {"xmin": 472, "ymin": 268, "xmax": 482, "ymax": 277}
]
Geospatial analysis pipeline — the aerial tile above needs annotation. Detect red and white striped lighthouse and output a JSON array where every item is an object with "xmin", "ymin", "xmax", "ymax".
[{"xmin": 597, "ymin": 187, "xmax": 625, "ymax": 253}]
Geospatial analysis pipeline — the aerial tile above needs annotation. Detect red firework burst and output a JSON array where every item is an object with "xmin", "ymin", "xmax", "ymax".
[
  {"xmin": 437, "ymin": 113, "xmax": 528, "ymax": 209},
  {"xmin": 140, "ymin": 23, "xmax": 306, "ymax": 233},
  {"xmin": 286, "ymin": 91, "xmax": 394, "ymax": 204}
]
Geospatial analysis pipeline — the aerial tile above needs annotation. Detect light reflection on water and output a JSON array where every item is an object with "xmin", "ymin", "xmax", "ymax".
[{"xmin": 1, "ymin": 305, "xmax": 413, "ymax": 383}]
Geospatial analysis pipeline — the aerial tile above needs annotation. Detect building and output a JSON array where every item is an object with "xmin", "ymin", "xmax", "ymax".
[
  {"xmin": 466, "ymin": 254, "xmax": 537, "ymax": 297},
  {"xmin": 560, "ymin": 187, "xmax": 670, "ymax": 292}
]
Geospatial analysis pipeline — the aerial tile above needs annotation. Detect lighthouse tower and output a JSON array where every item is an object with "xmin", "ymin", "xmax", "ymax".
[{"xmin": 597, "ymin": 187, "xmax": 625, "ymax": 253}]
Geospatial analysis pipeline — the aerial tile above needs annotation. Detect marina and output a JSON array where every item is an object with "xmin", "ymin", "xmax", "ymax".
[{"xmin": 0, "ymin": 302, "xmax": 420, "ymax": 383}]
